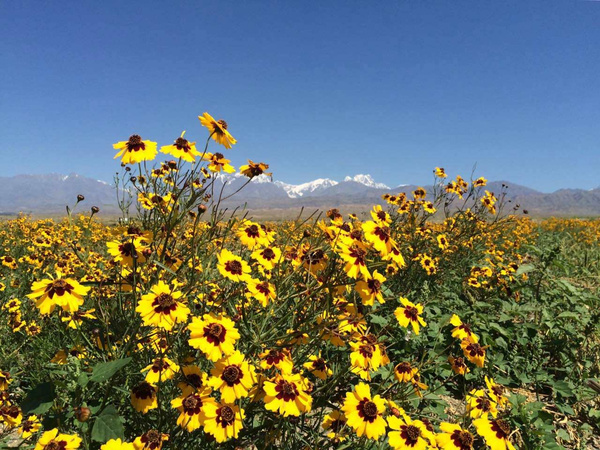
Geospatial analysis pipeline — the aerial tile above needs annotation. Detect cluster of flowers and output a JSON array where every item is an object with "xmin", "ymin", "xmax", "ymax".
[{"xmin": 0, "ymin": 112, "xmax": 531, "ymax": 449}]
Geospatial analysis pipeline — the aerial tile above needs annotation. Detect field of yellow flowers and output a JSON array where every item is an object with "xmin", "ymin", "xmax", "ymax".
[{"xmin": 1, "ymin": 114, "xmax": 599, "ymax": 450}]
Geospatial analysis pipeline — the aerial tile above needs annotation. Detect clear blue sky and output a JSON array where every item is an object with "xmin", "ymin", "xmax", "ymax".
[{"xmin": 1, "ymin": 1, "xmax": 599, "ymax": 192}]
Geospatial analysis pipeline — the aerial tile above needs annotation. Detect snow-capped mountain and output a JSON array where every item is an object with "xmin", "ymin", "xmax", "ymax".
[
  {"xmin": 344, "ymin": 174, "xmax": 390, "ymax": 190},
  {"xmin": 274, "ymin": 178, "xmax": 338, "ymax": 198}
]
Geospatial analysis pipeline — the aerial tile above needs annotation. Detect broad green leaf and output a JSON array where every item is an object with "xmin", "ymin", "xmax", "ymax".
[
  {"xmin": 89, "ymin": 358, "xmax": 132, "ymax": 383},
  {"xmin": 91, "ymin": 405, "xmax": 125, "ymax": 443},
  {"xmin": 21, "ymin": 382, "xmax": 55, "ymax": 415}
]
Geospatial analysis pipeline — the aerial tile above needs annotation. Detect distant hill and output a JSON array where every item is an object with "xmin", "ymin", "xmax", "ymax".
[{"xmin": 0, "ymin": 173, "xmax": 599, "ymax": 217}]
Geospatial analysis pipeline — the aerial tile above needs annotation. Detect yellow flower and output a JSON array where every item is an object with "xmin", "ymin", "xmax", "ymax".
[
  {"xmin": 341, "ymin": 382, "xmax": 387, "ymax": 440},
  {"xmin": 107, "ymin": 237, "xmax": 148, "ymax": 267},
  {"xmin": 449, "ymin": 314, "xmax": 479, "ymax": 342},
  {"xmin": 34, "ymin": 428, "xmax": 81, "ymax": 450},
  {"xmin": 338, "ymin": 239, "xmax": 370, "ymax": 280},
  {"xmin": 142, "ymin": 357, "xmax": 180, "ymax": 384},
  {"xmin": 199, "ymin": 112, "xmax": 237, "ymax": 149},
  {"xmin": 160, "ymin": 131, "xmax": 201, "ymax": 163},
  {"xmin": 394, "ymin": 298, "xmax": 426, "ymax": 335},
  {"xmin": 461, "ymin": 337, "xmax": 486, "ymax": 368},
  {"xmin": 130, "ymin": 382, "xmax": 158, "ymax": 414},
  {"xmin": 171, "ymin": 385, "xmax": 215, "ymax": 432},
  {"xmin": 263, "ymin": 373, "xmax": 313, "ymax": 417},
  {"xmin": 467, "ymin": 389, "xmax": 498, "ymax": 419},
  {"xmin": 436, "ymin": 422, "xmax": 475, "ymax": 449},
  {"xmin": 322, "ymin": 410, "xmax": 348, "ymax": 442},
  {"xmin": 362, "ymin": 221, "xmax": 396, "ymax": 256},
  {"xmin": 208, "ymin": 351, "xmax": 256, "ymax": 403},
  {"xmin": 251, "ymin": 246, "xmax": 282, "ymax": 270},
  {"xmin": 202, "ymin": 401, "xmax": 245, "ymax": 443},
  {"xmin": 486, "ymin": 376, "xmax": 509, "ymax": 408},
  {"xmin": 203, "ymin": 152, "xmax": 235, "ymax": 173},
  {"xmin": 448, "ymin": 356, "xmax": 469, "ymax": 376},
  {"xmin": 473, "ymin": 417, "xmax": 516, "ymax": 450},
  {"xmin": 178, "ymin": 365, "xmax": 210, "ymax": 392},
  {"xmin": 355, "ymin": 270, "xmax": 386, "ymax": 306},
  {"xmin": 434, "ymin": 167, "xmax": 447, "ymax": 178},
  {"xmin": 188, "ymin": 313, "xmax": 240, "ymax": 361},
  {"xmin": 100, "ymin": 439, "xmax": 135, "ymax": 450},
  {"xmin": 259, "ymin": 348, "xmax": 294, "ymax": 373},
  {"xmin": 0, "ymin": 403, "xmax": 22, "ymax": 427},
  {"xmin": 113, "ymin": 134, "xmax": 157, "ymax": 164},
  {"xmin": 136, "ymin": 281, "xmax": 190, "ymax": 331},
  {"xmin": 239, "ymin": 160, "xmax": 271, "ymax": 178},
  {"xmin": 246, "ymin": 278, "xmax": 276, "ymax": 307},
  {"xmin": 217, "ymin": 249, "xmax": 252, "ymax": 283},
  {"xmin": 303, "ymin": 354, "xmax": 333, "ymax": 380},
  {"xmin": 394, "ymin": 361, "xmax": 418, "ymax": 383},
  {"xmin": 18, "ymin": 415, "xmax": 41, "ymax": 439},
  {"xmin": 28, "ymin": 275, "xmax": 90, "ymax": 315},
  {"xmin": 133, "ymin": 430, "xmax": 168, "ymax": 450},
  {"xmin": 387, "ymin": 415, "xmax": 435, "ymax": 449}
]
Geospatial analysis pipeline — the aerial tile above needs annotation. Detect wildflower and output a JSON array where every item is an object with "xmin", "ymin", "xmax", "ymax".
[
  {"xmin": 34, "ymin": 428, "xmax": 81, "ymax": 450},
  {"xmin": 133, "ymin": 430, "xmax": 169, "ymax": 450},
  {"xmin": 486, "ymin": 376, "xmax": 509, "ymax": 407},
  {"xmin": 394, "ymin": 298, "xmax": 426, "ymax": 335},
  {"xmin": 199, "ymin": 112, "xmax": 237, "ymax": 149},
  {"xmin": 130, "ymin": 382, "xmax": 158, "ymax": 414},
  {"xmin": 449, "ymin": 314, "xmax": 479, "ymax": 342},
  {"xmin": 355, "ymin": 270, "xmax": 386, "ymax": 306},
  {"xmin": 142, "ymin": 357, "xmax": 180, "ymax": 384},
  {"xmin": 18, "ymin": 415, "xmax": 41, "ymax": 439},
  {"xmin": 237, "ymin": 220, "xmax": 271, "ymax": 249},
  {"xmin": 246, "ymin": 278, "xmax": 276, "ymax": 307},
  {"xmin": 251, "ymin": 246, "xmax": 282, "ymax": 270},
  {"xmin": 239, "ymin": 160, "xmax": 271, "ymax": 178},
  {"xmin": 436, "ymin": 422, "xmax": 475, "ymax": 449},
  {"xmin": 160, "ymin": 131, "xmax": 201, "ymax": 162},
  {"xmin": 322, "ymin": 410, "xmax": 348, "ymax": 442},
  {"xmin": 202, "ymin": 401, "xmax": 245, "ymax": 443},
  {"xmin": 362, "ymin": 221, "xmax": 395, "ymax": 256},
  {"xmin": 136, "ymin": 281, "xmax": 190, "ymax": 331},
  {"xmin": 259, "ymin": 348, "xmax": 294, "ymax": 373},
  {"xmin": 107, "ymin": 237, "xmax": 148, "ymax": 266},
  {"xmin": 473, "ymin": 417, "xmax": 516, "ymax": 450},
  {"xmin": 303, "ymin": 354, "xmax": 333, "ymax": 380},
  {"xmin": 435, "ymin": 167, "xmax": 447, "ymax": 178},
  {"xmin": 387, "ymin": 415, "xmax": 435, "ymax": 449},
  {"xmin": 338, "ymin": 240, "xmax": 370, "ymax": 279},
  {"xmin": 61, "ymin": 309, "xmax": 97, "ymax": 329},
  {"xmin": 203, "ymin": 152, "xmax": 235, "ymax": 173},
  {"xmin": 437, "ymin": 234, "xmax": 449, "ymax": 250},
  {"xmin": 461, "ymin": 337, "xmax": 486, "ymax": 368},
  {"xmin": 208, "ymin": 351, "xmax": 256, "ymax": 403},
  {"xmin": 188, "ymin": 313, "xmax": 240, "ymax": 361},
  {"xmin": 0, "ymin": 403, "xmax": 22, "ymax": 427},
  {"xmin": 467, "ymin": 389, "xmax": 498, "ymax": 419},
  {"xmin": 394, "ymin": 362, "xmax": 418, "ymax": 383},
  {"xmin": 341, "ymin": 382, "xmax": 387, "ymax": 439},
  {"xmin": 28, "ymin": 275, "xmax": 90, "ymax": 315},
  {"xmin": 171, "ymin": 385, "xmax": 215, "ymax": 432},
  {"xmin": 448, "ymin": 356, "xmax": 469, "ymax": 375},
  {"xmin": 217, "ymin": 249, "xmax": 252, "ymax": 282},
  {"xmin": 263, "ymin": 373, "xmax": 313, "ymax": 416},
  {"xmin": 113, "ymin": 134, "xmax": 157, "ymax": 164},
  {"xmin": 0, "ymin": 371, "xmax": 11, "ymax": 391},
  {"xmin": 101, "ymin": 439, "xmax": 135, "ymax": 450},
  {"xmin": 350, "ymin": 338, "xmax": 385, "ymax": 381},
  {"xmin": 474, "ymin": 176, "xmax": 488, "ymax": 187},
  {"xmin": 178, "ymin": 365, "xmax": 209, "ymax": 392}
]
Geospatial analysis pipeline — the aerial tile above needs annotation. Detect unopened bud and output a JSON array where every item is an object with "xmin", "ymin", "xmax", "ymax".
[
  {"xmin": 76, "ymin": 194, "xmax": 85, "ymax": 202},
  {"xmin": 91, "ymin": 206, "xmax": 100, "ymax": 214},
  {"xmin": 74, "ymin": 406, "xmax": 91, "ymax": 422}
]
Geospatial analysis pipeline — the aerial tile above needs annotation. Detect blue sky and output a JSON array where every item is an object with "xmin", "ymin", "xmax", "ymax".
[{"xmin": 1, "ymin": 1, "xmax": 599, "ymax": 192}]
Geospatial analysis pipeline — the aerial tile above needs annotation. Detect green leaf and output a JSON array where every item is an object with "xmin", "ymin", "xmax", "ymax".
[
  {"xmin": 21, "ymin": 382, "xmax": 55, "ymax": 415},
  {"xmin": 552, "ymin": 380, "xmax": 574, "ymax": 398},
  {"xmin": 91, "ymin": 405, "xmax": 125, "ymax": 443},
  {"xmin": 516, "ymin": 263, "xmax": 535, "ymax": 275},
  {"xmin": 89, "ymin": 358, "xmax": 132, "ymax": 383},
  {"xmin": 556, "ymin": 429, "xmax": 571, "ymax": 442},
  {"xmin": 369, "ymin": 314, "xmax": 389, "ymax": 326}
]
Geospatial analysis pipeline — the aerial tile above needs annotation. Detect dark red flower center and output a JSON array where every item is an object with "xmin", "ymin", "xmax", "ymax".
[
  {"xmin": 133, "ymin": 382, "xmax": 155, "ymax": 399},
  {"xmin": 403, "ymin": 305, "xmax": 419, "ymax": 322},
  {"xmin": 46, "ymin": 279, "xmax": 74, "ymax": 298},
  {"xmin": 451, "ymin": 429, "xmax": 474, "ymax": 449},
  {"xmin": 275, "ymin": 380, "xmax": 298, "ymax": 402},
  {"xmin": 357, "ymin": 399, "xmax": 378, "ymax": 422},
  {"xmin": 153, "ymin": 293, "xmax": 177, "ymax": 313},
  {"xmin": 182, "ymin": 394, "xmax": 202, "ymax": 414},
  {"xmin": 402, "ymin": 424, "xmax": 422, "ymax": 444},
  {"xmin": 174, "ymin": 137, "xmax": 190, "ymax": 151},
  {"xmin": 224, "ymin": 260, "xmax": 243, "ymax": 275},
  {"xmin": 204, "ymin": 323, "xmax": 226, "ymax": 344},
  {"xmin": 127, "ymin": 135, "xmax": 145, "ymax": 152},
  {"xmin": 222, "ymin": 365, "xmax": 242, "ymax": 385}
]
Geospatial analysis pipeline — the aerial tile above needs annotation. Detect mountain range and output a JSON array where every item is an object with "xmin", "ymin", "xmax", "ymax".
[{"xmin": 0, "ymin": 173, "xmax": 599, "ymax": 218}]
